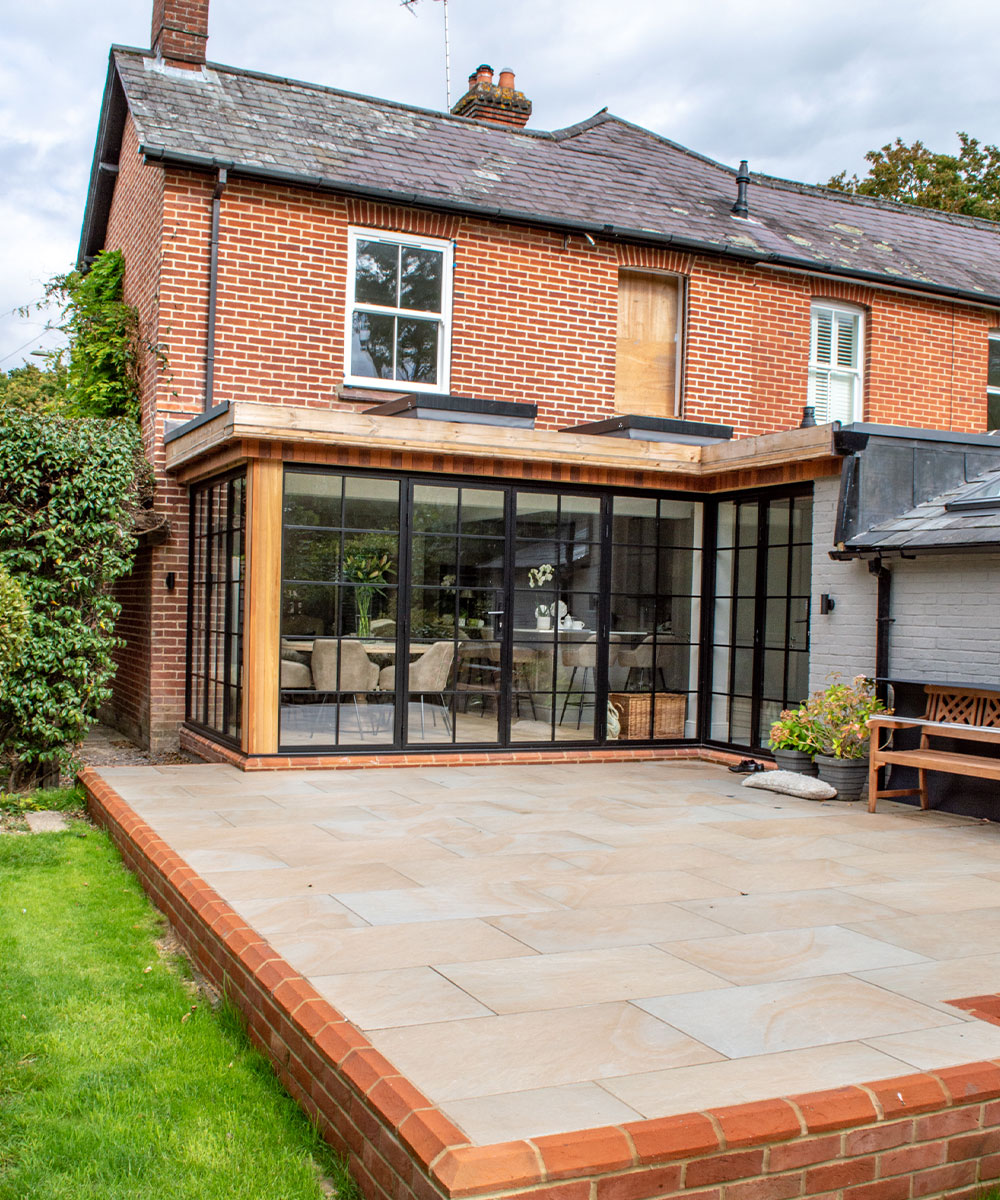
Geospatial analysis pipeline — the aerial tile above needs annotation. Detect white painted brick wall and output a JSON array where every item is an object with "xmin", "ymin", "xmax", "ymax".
[
  {"xmin": 889, "ymin": 553, "xmax": 1000, "ymax": 684},
  {"xmin": 809, "ymin": 474, "xmax": 878, "ymax": 691}
]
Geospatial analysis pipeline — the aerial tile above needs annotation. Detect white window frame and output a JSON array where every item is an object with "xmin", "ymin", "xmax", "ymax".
[
  {"xmin": 344, "ymin": 227, "xmax": 454, "ymax": 393},
  {"xmin": 807, "ymin": 301, "xmax": 864, "ymax": 424},
  {"xmin": 988, "ymin": 330, "xmax": 1000, "ymax": 431}
]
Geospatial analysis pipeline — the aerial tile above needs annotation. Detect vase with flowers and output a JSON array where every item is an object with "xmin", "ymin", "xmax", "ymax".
[{"xmin": 528, "ymin": 563, "xmax": 555, "ymax": 630}]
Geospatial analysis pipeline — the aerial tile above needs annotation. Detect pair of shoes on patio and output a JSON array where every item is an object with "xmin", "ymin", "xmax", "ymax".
[{"xmin": 728, "ymin": 758, "xmax": 766, "ymax": 774}]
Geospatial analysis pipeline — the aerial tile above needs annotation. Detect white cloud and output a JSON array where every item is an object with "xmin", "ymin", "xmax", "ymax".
[{"xmin": 2, "ymin": 0, "xmax": 1000, "ymax": 364}]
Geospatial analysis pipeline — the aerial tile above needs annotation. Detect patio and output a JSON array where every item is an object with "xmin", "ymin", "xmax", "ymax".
[{"xmin": 84, "ymin": 759, "xmax": 1000, "ymax": 1150}]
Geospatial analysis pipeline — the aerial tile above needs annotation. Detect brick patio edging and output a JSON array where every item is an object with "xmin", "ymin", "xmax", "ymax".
[
  {"xmin": 81, "ymin": 767, "xmax": 1000, "ymax": 1200},
  {"xmin": 179, "ymin": 725, "xmax": 757, "ymax": 773}
]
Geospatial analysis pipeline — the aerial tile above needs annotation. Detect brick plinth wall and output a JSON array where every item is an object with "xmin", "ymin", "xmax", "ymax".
[
  {"xmin": 177, "ymin": 725, "xmax": 757, "ymax": 772},
  {"xmin": 82, "ymin": 769, "xmax": 1000, "ymax": 1200}
]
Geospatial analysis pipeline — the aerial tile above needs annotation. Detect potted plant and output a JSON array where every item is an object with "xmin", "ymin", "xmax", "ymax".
[
  {"xmin": 342, "ymin": 536, "xmax": 396, "ymax": 639},
  {"xmin": 768, "ymin": 706, "xmax": 820, "ymax": 776},
  {"xmin": 528, "ymin": 563, "xmax": 555, "ymax": 631},
  {"xmin": 806, "ymin": 675, "xmax": 890, "ymax": 800}
]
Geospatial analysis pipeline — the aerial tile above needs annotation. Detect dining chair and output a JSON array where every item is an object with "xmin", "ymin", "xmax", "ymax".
[
  {"xmin": 310, "ymin": 638, "xmax": 379, "ymax": 734},
  {"xmin": 379, "ymin": 640, "xmax": 457, "ymax": 738},
  {"xmin": 615, "ymin": 635, "xmax": 670, "ymax": 691},
  {"xmin": 558, "ymin": 634, "xmax": 597, "ymax": 728}
]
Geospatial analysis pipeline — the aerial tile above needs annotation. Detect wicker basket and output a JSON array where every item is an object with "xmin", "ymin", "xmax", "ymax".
[{"xmin": 609, "ymin": 691, "xmax": 686, "ymax": 740}]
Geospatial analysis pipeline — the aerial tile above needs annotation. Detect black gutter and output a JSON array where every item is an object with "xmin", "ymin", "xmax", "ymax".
[
  {"xmin": 204, "ymin": 167, "xmax": 227, "ymax": 411},
  {"xmin": 139, "ymin": 144, "xmax": 1000, "ymax": 312}
]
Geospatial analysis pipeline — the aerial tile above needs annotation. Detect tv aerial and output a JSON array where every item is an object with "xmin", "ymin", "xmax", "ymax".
[{"xmin": 400, "ymin": 0, "xmax": 452, "ymax": 108}]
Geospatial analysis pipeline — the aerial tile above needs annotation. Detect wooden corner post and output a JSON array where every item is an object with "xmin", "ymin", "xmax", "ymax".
[{"xmin": 243, "ymin": 458, "xmax": 283, "ymax": 755}]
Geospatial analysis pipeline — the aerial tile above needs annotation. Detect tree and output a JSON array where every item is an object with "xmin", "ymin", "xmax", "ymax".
[
  {"xmin": 0, "ymin": 362, "xmax": 69, "ymax": 414},
  {"xmin": 827, "ymin": 133, "xmax": 1000, "ymax": 221}
]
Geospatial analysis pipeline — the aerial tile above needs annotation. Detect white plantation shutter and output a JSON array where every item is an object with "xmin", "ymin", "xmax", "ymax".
[{"xmin": 808, "ymin": 303, "xmax": 862, "ymax": 423}]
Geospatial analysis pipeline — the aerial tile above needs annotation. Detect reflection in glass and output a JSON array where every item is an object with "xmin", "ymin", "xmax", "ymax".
[
  {"xmin": 355, "ymin": 240, "xmax": 398, "ymax": 306},
  {"xmin": 352, "ymin": 312, "xmax": 394, "ymax": 378},
  {"xmin": 400, "ymin": 247, "xmax": 443, "ymax": 311},
  {"xmin": 397, "ymin": 318, "xmax": 439, "ymax": 382}
]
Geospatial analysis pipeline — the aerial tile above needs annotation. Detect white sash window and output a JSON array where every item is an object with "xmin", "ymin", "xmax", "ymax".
[
  {"xmin": 808, "ymin": 302, "xmax": 863, "ymax": 424},
  {"xmin": 345, "ymin": 229, "xmax": 453, "ymax": 392},
  {"xmin": 988, "ymin": 331, "xmax": 1000, "ymax": 431}
]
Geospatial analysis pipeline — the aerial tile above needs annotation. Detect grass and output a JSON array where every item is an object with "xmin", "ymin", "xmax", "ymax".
[
  {"xmin": 0, "ymin": 827, "xmax": 359, "ymax": 1200},
  {"xmin": 0, "ymin": 784, "xmax": 86, "ymax": 831}
]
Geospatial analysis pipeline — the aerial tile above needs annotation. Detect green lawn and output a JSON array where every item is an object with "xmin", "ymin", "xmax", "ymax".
[{"xmin": 0, "ymin": 826, "xmax": 356, "ymax": 1200}]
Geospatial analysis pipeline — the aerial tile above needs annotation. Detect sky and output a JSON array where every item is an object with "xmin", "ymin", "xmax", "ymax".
[{"xmin": 2, "ymin": 0, "xmax": 999, "ymax": 368}]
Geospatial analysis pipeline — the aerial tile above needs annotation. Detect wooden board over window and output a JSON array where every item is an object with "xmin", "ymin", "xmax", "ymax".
[{"xmin": 615, "ymin": 271, "xmax": 680, "ymax": 417}]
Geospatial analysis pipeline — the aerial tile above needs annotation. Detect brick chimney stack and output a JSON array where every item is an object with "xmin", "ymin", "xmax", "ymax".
[
  {"xmin": 451, "ymin": 64, "xmax": 532, "ymax": 128},
  {"xmin": 151, "ymin": 0, "xmax": 209, "ymax": 69}
]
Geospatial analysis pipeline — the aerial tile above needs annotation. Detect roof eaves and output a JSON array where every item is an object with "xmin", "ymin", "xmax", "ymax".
[{"xmin": 77, "ymin": 51, "xmax": 129, "ymax": 267}]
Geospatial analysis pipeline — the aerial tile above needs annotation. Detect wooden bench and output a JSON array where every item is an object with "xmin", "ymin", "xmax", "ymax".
[{"xmin": 868, "ymin": 685, "xmax": 1000, "ymax": 813}]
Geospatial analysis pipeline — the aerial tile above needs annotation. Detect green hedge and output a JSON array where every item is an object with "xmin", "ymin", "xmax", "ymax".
[{"xmin": 0, "ymin": 412, "xmax": 145, "ymax": 788}]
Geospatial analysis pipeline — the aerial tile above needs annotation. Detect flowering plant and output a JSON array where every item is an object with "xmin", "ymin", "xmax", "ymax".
[
  {"xmin": 804, "ymin": 675, "xmax": 890, "ymax": 759},
  {"xmin": 768, "ymin": 705, "xmax": 820, "ymax": 754},
  {"xmin": 528, "ymin": 563, "xmax": 554, "ymax": 619}
]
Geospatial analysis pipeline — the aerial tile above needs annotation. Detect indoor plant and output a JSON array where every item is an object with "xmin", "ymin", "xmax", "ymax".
[
  {"xmin": 342, "ymin": 537, "xmax": 396, "ymax": 639},
  {"xmin": 768, "ymin": 706, "xmax": 820, "ymax": 775},
  {"xmin": 806, "ymin": 675, "xmax": 890, "ymax": 800},
  {"xmin": 528, "ymin": 563, "xmax": 555, "ymax": 631}
]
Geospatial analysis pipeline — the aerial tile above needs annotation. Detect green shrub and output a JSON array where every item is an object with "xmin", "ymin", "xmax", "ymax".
[
  {"xmin": 0, "ymin": 562, "xmax": 29, "ymax": 671},
  {"xmin": 0, "ymin": 412, "xmax": 146, "ymax": 789}
]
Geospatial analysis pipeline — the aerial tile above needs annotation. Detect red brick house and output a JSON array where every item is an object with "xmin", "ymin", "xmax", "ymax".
[{"xmin": 79, "ymin": 0, "xmax": 1000, "ymax": 767}]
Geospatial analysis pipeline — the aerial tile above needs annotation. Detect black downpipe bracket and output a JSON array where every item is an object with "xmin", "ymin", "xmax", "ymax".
[{"xmin": 205, "ymin": 167, "xmax": 228, "ymax": 411}]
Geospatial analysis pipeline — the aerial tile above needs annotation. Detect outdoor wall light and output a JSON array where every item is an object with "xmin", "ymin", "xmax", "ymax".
[{"xmin": 820, "ymin": 593, "xmax": 835, "ymax": 614}]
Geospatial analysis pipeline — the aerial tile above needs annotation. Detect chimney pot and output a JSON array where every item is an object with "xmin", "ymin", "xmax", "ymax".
[{"xmin": 452, "ymin": 62, "xmax": 531, "ymax": 128}]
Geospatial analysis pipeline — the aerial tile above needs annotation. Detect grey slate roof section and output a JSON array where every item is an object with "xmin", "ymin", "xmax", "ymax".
[
  {"xmin": 82, "ymin": 47, "xmax": 1000, "ymax": 305},
  {"xmin": 844, "ymin": 462, "xmax": 1000, "ymax": 554}
]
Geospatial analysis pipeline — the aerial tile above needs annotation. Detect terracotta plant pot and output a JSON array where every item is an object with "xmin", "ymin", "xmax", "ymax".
[
  {"xmin": 814, "ymin": 753, "xmax": 868, "ymax": 801},
  {"xmin": 772, "ymin": 748, "xmax": 818, "ymax": 777}
]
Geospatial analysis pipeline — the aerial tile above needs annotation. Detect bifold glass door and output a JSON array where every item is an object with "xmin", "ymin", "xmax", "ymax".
[
  {"xmin": 276, "ymin": 467, "xmax": 716, "ymax": 752},
  {"xmin": 709, "ymin": 492, "xmax": 812, "ymax": 749}
]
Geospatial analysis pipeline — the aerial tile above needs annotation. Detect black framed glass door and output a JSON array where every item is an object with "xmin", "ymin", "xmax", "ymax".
[
  {"xmin": 708, "ymin": 490, "xmax": 812, "ymax": 750},
  {"xmin": 274, "ymin": 464, "xmax": 811, "ymax": 756}
]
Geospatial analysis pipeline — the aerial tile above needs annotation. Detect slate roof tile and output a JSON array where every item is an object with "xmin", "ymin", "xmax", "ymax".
[{"xmin": 106, "ymin": 48, "xmax": 1000, "ymax": 302}]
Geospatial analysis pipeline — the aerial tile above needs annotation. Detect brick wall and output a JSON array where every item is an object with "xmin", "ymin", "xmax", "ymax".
[
  {"xmin": 102, "ymin": 136, "xmax": 1000, "ymax": 750},
  {"xmin": 101, "ymin": 543, "xmax": 152, "ymax": 745},
  {"xmin": 810, "ymin": 476, "xmax": 878, "ymax": 691},
  {"xmin": 888, "ymin": 553, "xmax": 1000, "ymax": 684},
  {"xmin": 85, "ymin": 769, "xmax": 1000, "ymax": 1200}
]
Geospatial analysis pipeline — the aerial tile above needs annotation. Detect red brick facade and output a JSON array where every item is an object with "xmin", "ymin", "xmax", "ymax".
[{"xmin": 99, "ymin": 106, "xmax": 1000, "ymax": 749}]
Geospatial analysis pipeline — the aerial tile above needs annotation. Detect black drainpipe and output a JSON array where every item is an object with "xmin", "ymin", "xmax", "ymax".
[
  {"xmin": 867, "ymin": 556, "xmax": 893, "ymax": 703},
  {"xmin": 204, "ymin": 167, "xmax": 228, "ymax": 411}
]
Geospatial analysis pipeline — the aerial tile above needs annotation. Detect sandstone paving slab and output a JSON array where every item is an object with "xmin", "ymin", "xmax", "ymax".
[
  {"xmin": 278, "ymin": 917, "xmax": 532, "ymax": 975},
  {"xmin": 438, "ymin": 944, "xmax": 729, "ymax": 1014},
  {"xmin": 845, "ymin": 907, "xmax": 1000, "ymax": 961},
  {"xmin": 489, "ymin": 902, "xmax": 733, "ymax": 954},
  {"xmin": 662, "ymin": 925, "xmax": 929, "ymax": 985},
  {"xmin": 599, "ymin": 1041, "xmax": 916, "ymax": 1119},
  {"xmin": 24, "ymin": 811, "xmax": 69, "ymax": 833},
  {"xmin": 634, "ymin": 975, "xmax": 961, "ymax": 1059},
  {"xmin": 368, "ymin": 1001, "xmax": 724, "ymax": 1102},
  {"xmin": 444, "ymin": 1082, "xmax": 643, "ymax": 1145}
]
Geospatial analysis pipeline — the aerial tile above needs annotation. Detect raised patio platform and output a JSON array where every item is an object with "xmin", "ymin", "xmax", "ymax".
[{"xmin": 80, "ymin": 760, "xmax": 1000, "ymax": 1200}]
